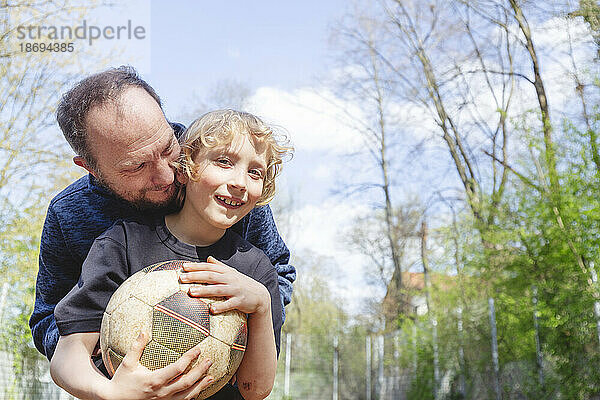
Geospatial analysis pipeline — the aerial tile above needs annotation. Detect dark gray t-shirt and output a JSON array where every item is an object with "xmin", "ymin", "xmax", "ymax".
[{"xmin": 55, "ymin": 216, "xmax": 283, "ymax": 355}]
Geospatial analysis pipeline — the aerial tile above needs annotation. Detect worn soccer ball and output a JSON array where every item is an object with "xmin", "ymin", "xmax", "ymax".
[{"xmin": 100, "ymin": 260, "xmax": 247, "ymax": 399}]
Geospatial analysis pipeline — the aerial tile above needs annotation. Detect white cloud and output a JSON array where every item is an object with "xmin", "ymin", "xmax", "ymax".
[
  {"xmin": 247, "ymin": 86, "xmax": 366, "ymax": 154},
  {"xmin": 226, "ymin": 47, "xmax": 241, "ymax": 59},
  {"xmin": 311, "ymin": 162, "xmax": 334, "ymax": 181}
]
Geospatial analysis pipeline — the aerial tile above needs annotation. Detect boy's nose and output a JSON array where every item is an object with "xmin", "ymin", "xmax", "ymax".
[{"xmin": 228, "ymin": 168, "xmax": 247, "ymax": 192}]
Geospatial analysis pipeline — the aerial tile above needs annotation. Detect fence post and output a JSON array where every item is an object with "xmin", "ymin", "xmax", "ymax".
[
  {"xmin": 333, "ymin": 335, "xmax": 339, "ymax": 400},
  {"xmin": 532, "ymin": 286, "xmax": 544, "ymax": 388},
  {"xmin": 489, "ymin": 298, "xmax": 501, "ymax": 400},
  {"xmin": 394, "ymin": 333, "xmax": 400, "ymax": 397},
  {"xmin": 284, "ymin": 333, "xmax": 292, "ymax": 398},
  {"xmin": 412, "ymin": 324, "xmax": 418, "ymax": 383},
  {"xmin": 457, "ymin": 307, "xmax": 466, "ymax": 397},
  {"xmin": 366, "ymin": 335, "xmax": 372, "ymax": 400},
  {"xmin": 590, "ymin": 262, "xmax": 600, "ymax": 347},
  {"xmin": 432, "ymin": 318, "xmax": 439, "ymax": 400},
  {"xmin": 378, "ymin": 335, "xmax": 385, "ymax": 400},
  {"xmin": 0, "ymin": 282, "xmax": 9, "ymax": 324}
]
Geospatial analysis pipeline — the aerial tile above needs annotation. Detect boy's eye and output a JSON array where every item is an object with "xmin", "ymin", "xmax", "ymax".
[
  {"xmin": 216, "ymin": 158, "xmax": 232, "ymax": 166},
  {"xmin": 249, "ymin": 169, "xmax": 264, "ymax": 179}
]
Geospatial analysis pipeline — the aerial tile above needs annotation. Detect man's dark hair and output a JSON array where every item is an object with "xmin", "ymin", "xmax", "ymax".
[{"xmin": 56, "ymin": 66, "xmax": 162, "ymax": 170}]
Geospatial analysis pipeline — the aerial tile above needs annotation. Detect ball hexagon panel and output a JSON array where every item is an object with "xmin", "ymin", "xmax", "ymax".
[
  {"xmin": 152, "ymin": 292, "xmax": 211, "ymax": 354},
  {"xmin": 105, "ymin": 348, "xmax": 124, "ymax": 376},
  {"xmin": 195, "ymin": 336, "xmax": 236, "ymax": 399},
  {"xmin": 155, "ymin": 291, "xmax": 211, "ymax": 335},
  {"xmin": 232, "ymin": 322, "xmax": 248, "ymax": 351},
  {"xmin": 147, "ymin": 259, "xmax": 187, "ymax": 272},
  {"xmin": 140, "ymin": 340, "xmax": 182, "ymax": 371}
]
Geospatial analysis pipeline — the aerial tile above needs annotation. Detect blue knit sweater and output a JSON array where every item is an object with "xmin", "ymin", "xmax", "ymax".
[{"xmin": 29, "ymin": 173, "xmax": 295, "ymax": 360}]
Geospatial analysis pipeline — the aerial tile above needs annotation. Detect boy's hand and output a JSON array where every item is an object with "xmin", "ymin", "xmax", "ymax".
[
  {"xmin": 181, "ymin": 256, "xmax": 271, "ymax": 315},
  {"xmin": 104, "ymin": 332, "xmax": 214, "ymax": 400}
]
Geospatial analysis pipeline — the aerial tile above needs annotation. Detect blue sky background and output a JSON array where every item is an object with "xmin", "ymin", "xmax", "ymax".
[
  {"xmin": 149, "ymin": 1, "xmax": 344, "ymax": 94},
  {"xmin": 144, "ymin": 1, "xmax": 346, "ymax": 113}
]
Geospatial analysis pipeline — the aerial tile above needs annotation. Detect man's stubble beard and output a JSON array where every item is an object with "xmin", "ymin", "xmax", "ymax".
[{"xmin": 94, "ymin": 170, "xmax": 182, "ymax": 213}]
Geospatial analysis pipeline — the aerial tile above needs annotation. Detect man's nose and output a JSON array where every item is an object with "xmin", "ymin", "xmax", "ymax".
[{"xmin": 152, "ymin": 158, "xmax": 175, "ymax": 186}]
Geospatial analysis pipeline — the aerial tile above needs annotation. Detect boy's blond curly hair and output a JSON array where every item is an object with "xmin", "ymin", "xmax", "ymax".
[{"xmin": 178, "ymin": 109, "xmax": 293, "ymax": 206}]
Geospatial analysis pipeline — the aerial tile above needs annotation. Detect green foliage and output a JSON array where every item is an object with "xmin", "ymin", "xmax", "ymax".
[{"xmin": 0, "ymin": 202, "xmax": 49, "ymax": 396}]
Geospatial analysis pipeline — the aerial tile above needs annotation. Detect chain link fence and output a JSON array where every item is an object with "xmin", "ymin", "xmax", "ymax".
[
  {"xmin": 0, "ymin": 350, "xmax": 72, "ymax": 399},
  {"xmin": 2, "ymin": 295, "xmax": 600, "ymax": 399}
]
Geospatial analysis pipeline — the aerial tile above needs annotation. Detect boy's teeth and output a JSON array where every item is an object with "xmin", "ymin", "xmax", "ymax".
[{"xmin": 217, "ymin": 196, "xmax": 241, "ymax": 206}]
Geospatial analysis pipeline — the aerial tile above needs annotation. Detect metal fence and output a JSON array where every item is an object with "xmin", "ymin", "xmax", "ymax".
[
  {"xmin": 270, "ymin": 297, "xmax": 600, "ymax": 400},
  {"xmin": 2, "ymin": 295, "xmax": 600, "ymax": 399},
  {"xmin": 0, "ymin": 350, "xmax": 72, "ymax": 400}
]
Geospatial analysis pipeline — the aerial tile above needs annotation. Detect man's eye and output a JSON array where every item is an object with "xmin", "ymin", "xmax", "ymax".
[
  {"xmin": 131, "ymin": 163, "xmax": 145, "ymax": 172},
  {"xmin": 163, "ymin": 140, "xmax": 176, "ymax": 156}
]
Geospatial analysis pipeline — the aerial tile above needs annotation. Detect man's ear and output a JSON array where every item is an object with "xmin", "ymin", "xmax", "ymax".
[{"xmin": 73, "ymin": 156, "xmax": 98, "ymax": 178}]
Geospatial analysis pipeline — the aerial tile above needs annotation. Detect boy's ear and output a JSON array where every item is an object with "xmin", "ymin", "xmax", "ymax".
[{"xmin": 73, "ymin": 156, "xmax": 98, "ymax": 178}]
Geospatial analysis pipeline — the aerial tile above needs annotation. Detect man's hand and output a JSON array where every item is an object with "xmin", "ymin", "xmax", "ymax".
[
  {"xmin": 103, "ymin": 332, "xmax": 214, "ymax": 400},
  {"xmin": 180, "ymin": 256, "xmax": 271, "ymax": 316}
]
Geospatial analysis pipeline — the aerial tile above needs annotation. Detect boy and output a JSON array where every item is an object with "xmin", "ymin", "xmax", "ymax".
[{"xmin": 50, "ymin": 110, "xmax": 293, "ymax": 400}]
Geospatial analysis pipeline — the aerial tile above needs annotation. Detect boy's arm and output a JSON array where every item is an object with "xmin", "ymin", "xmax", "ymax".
[
  {"xmin": 50, "ymin": 332, "xmax": 108, "ymax": 398},
  {"xmin": 51, "ymin": 332, "xmax": 215, "ymax": 400},
  {"xmin": 235, "ymin": 294, "xmax": 277, "ymax": 400},
  {"xmin": 243, "ymin": 205, "xmax": 295, "ymax": 320},
  {"xmin": 182, "ymin": 256, "xmax": 280, "ymax": 399}
]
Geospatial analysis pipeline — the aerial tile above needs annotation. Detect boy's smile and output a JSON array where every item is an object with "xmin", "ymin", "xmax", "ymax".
[{"xmin": 215, "ymin": 195, "xmax": 245, "ymax": 208}]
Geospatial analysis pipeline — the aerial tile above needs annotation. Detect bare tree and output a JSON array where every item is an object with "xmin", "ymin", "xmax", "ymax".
[
  {"xmin": 380, "ymin": 0, "xmax": 517, "ymax": 243},
  {"xmin": 329, "ymin": 9, "xmax": 429, "ymax": 325},
  {"xmin": 0, "ymin": 0, "xmax": 111, "ymax": 205}
]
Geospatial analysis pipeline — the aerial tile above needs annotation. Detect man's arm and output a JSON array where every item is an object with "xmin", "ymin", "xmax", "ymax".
[
  {"xmin": 242, "ymin": 205, "xmax": 295, "ymax": 321},
  {"xmin": 30, "ymin": 206, "xmax": 81, "ymax": 360}
]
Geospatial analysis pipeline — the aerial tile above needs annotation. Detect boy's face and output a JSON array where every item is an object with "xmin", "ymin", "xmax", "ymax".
[{"xmin": 180, "ymin": 133, "xmax": 268, "ymax": 230}]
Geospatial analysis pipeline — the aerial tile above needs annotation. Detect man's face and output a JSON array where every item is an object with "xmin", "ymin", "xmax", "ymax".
[{"xmin": 83, "ymin": 87, "xmax": 181, "ymax": 210}]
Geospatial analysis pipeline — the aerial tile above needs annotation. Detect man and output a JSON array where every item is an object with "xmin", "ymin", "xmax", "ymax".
[{"xmin": 29, "ymin": 66, "xmax": 295, "ymax": 367}]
